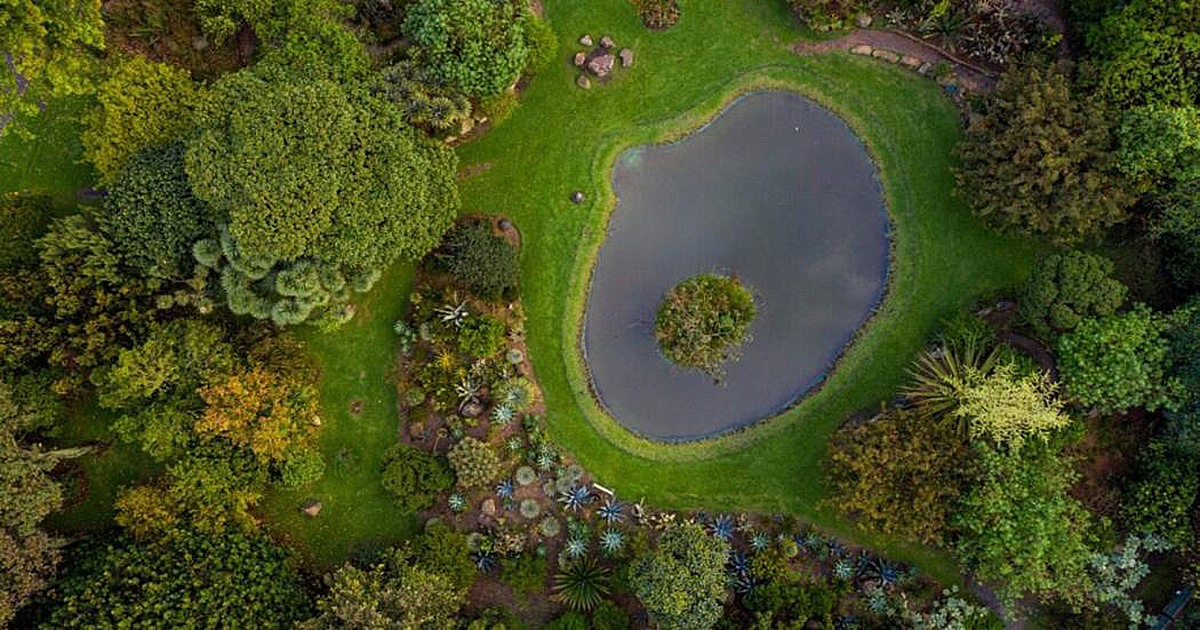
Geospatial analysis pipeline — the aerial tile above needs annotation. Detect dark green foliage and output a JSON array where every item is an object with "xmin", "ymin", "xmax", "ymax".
[
  {"xmin": 499, "ymin": 550, "xmax": 548, "ymax": 595},
  {"xmin": 402, "ymin": 0, "xmax": 530, "ymax": 98},
  {"xmin": 457, "ymin": 314, "xmax": 507, "ymax": 359},
  {"xmin": 1120, "ymin": 440, "xmax": 1199, "ymax": 549},
  {"xmin": 1058, "ymin": 306, "xmax": 1180, "ymax": 413},
  {"xmin": 552, "ymin": 556, "xmax": 610, "ymax": 611},
  {"xmin": 956, "ymin": 63, "xmax": 1135, "ymax": 242},
  {"xmin": 953, "ymin": 441, "xmax": 1094, "ymax": 607},
  {"xmin": 411, "ymin": 523, "xmax": 475, "ymax": 591},
  {"xmin": 380, "ymin": 442, "xmax": 454, "ymax": 512},
  {"xmin": 104, "ymin": 143, "xmax": 211, "ymax": 278},
  {"xmin": 0, "ymin": 193, "xmax": 53, "ymax": 271},
  {"xmin": 788, "ymin": 0, "xmax": 856, "ymax": 31},
  {"xmin": 522, "ymin": 11, "xmax": 558, "ymax": 73},
  {"xmin": 278, "ymin": 443, "xmax": 325, "ymax": 488},
  {"xmin": 1021, "ymin": 250, "xmax": 1127, "ymax": 339},
  {"xmin": 5, "ymin": 371, "xmax": 65, "ymax": 436},
  {"xmin": 544, "ymin": 612, "xmax": 588, "ymax": 630},
  {"xmin": 631, "ymin": 521, "xmax": 730, "ymax": 630},
  {"xmin": 655, "ymin": 274, "xmax": 755, "ymax": 379},
  {"xmin": 374, "ymin": 62, "xmax": 474, "ymax": 133},
  {"xmin": 39, "ymin": 529, "xmax": 313, "ymax": 629},
  {"xmin": 589, "ymin": 600, "xmax": 630, "ymax": 629},
  {"xmin": 447, "ymin": 437, "xmax": 501, "ymax": 488},
  {"xmin": 437, "ymin": 220, "xmax": 520, "ymax": 300},
  {"xmin": 743, "ymin": 579, "xmax": 836, "ymax": 628}
]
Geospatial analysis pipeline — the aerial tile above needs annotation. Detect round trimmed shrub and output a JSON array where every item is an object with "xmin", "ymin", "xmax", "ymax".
[
  {"xmin": 447, "ymin": 437, "xmax": 501, "ymax": 488},
  {"xmin": 279, "ymin": 444, "xmax": 326, "ymax": 488},
  {"xmin": 655, "ymin": 274, "xmax": 755, "ymax": 378},
  {"xmin": 439, "ymin": 220, "xmax": 520, "ymax": 299},
  {"xmin": 381, "ymin": 442, "xmax": 454, "ymax": 511},
  {"xmin": 1021, "ymin": 250, "xmax": 1127, "ymax": 338}
]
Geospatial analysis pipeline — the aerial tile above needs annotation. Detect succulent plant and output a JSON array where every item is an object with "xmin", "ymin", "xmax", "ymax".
[
  {"xmin": 731, "ymin": 573, "xmax": 756, "ymax": 595},
  {"xmin": 597, "ymin": 498, "xmax": 625, "ymax": 524},
  {"xmin": 750, "ymin": 532, "xmax": 771, "ymax": 552},
  {"xmin": 535, "ymin": 450, "xmax": 556, "ymax": 471},
  {"xmin": 490, "ymin": 404, "xmax": 515, "ymax": 425},
  {"xmin": 599, "ymin": 529, "xmax": 625, "ymax": 555},
  {"xmin": 515, "ymin": 465, "xmax": 538, "ymax": 486},
  {"xmin": 728, "ymin": 550, "xmax": 749, "ymax": 576},
  {"xmin": 473, "ymin": 551, "xmax": 496, "ymax": 572},
  {"xmin": 559, "ymin": 485, "xmax": 592, "ymax": 512},
  {"xmin": 866, "ymin": 557, "xmax": 901, "ymax": 588},
  {"xmin": 833, "ymin": 558, "xmax": 855, "ymax": 581},
  {"xmin": 825, "ymin": 539, "xmax": 847, "ymax": 559},
  {"xmin": 708, "ymin": 514, "xmax": 734, "ymax": 540},
  {"xmin": 519, "ymin": 499, "xmax": 541, "ymax": 519},
  {"xmin": 507, "ymin": 348, "xmax": 524, "ymax": 364},
  {"xmin": 496, "ymin": 377, "xmax": 537, "ymax": 412},
  {"xmin": 539, "ymin": 516, "xmax": 561, "ymax": 537},
  {"xmin": 555, "ymin": 476, "xmax": 575, "ymax": 495},
  {"xmin": 552, "ymin": 556, "xmax": 610, "ymax": 612},
  {"xmin": 565, "ymin": 463, "xmax": 585, "ymax": 482},
  {"xmin": 506, "ymin": 436, "xmax": 523, "ymax": 452},
  {"xmin": 865, "ymin": 584, "xmax": 889, "ymax": 614},
  {"xmin": 563, "ymin": 536, "xmax": 587, "ymax": 560},
  {"xmin": 448, "ymin": 493, "xmax": 465, "ymax": 512},
  {"xmin": 447, "ymin": 437, "xmax": 501, "ymax": 488},
  {"xmin": 495, "ymin": 479, "xmax": 514, "ymax": 499}
]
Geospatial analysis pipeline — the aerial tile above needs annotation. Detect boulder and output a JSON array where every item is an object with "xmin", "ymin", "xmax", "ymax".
[
  {"xmin": 481, "ymin": 498, "xmax": 497, "ymax": 517},
  {"xmin": 311, "ymin": 415, "xmax": 322, "ymax": 427},
  {"xmin": 871, "ymin": 49, "xmax": 901, "ymax": 63},
  {"xmin": 917, "ymin": 62, "xmax": 932, "ymax": 75},
  {"xmin": 570, "ymin": 191, "xmax": 585, "ymax": 203},
  {"xmin": 619, "ymin": 48, "xmax": 634, "ymax": 68},
  {"xmin": 600, "ymin": 36, "xmax": 615, "ymax": 48},
  {"xmin": 579, "ymin": 35, "xmax": 593, "ymax": 46},
  {"xmin": 587, "ymin": 54, "xmax": 615, "ymax": 77},
  {"xmin": 856, "ymin": 13, "xmax": 872, "ymax": 28},
  {"xmin": 498, "ymin": 218, "xmax": 513, "ymax": 231},
  {"xmin": 576, "ymin": 75, "xmax": 592, "ymax": 90},
  {"xmin": 850, "ymin": 44, "xmax": 873, "ymax": 56},
  {"xmin": 573, "ymin": 51, "xmax": 586, "ymax": 66},
  {"xmin": 900, "ymin": 55, "xmax": 921, "ymax": 69},
  {"xmin": 300, "ymin": 499, "xmax": 322, "ymax": 517},
  {"xmin": 459, "ymin": 117, "xmax": 475, "ymax": 136}
]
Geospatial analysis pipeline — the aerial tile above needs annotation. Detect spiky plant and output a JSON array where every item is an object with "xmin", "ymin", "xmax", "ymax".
[
  {"xmin": 519, "ymin": 498, "xmax": 541, "ymax": 520},
  {"xmin": 551, "ymin": 556, "xmax": 610, "ymax": 612},
  {"xmin": 426, "ymin": 95, "xmax": 459, "ymax": 130},
  {"xmin": 750, "ymin": 533, "xmax": 771, "ymax": 552},
  {"xmin": 866, "ymin": 557, "xmax": 902, "ymax": 588},
  {"xmin": 495, "ymin": 479, "xmax": 514, "ymax": 499},
  {"xmin": 865, "ymin": 584, "xmax": 890, "ymax": 614},
  {"xmin": 514, "ymin": 466, "xmax": 538, "ymax": 486},
  {"xmin": 559, "ymin": 486, "xmax": 591, "ymax": 512},
  {"xmin": 563, "ymin": 536, "xmax": 587, "ymax": 560},
  {"xmin": 599, "ymin": 529, "xmax": 625, "ymax": 555},
  {"xmin": 506, "ymin": 436, "xmax": 522, "ymax": 452},
  {"xmin": 535, "ymin": 451, "xmax": 556, "ymax": 471},
  {"xmin": 473, "ymin": 551, "xmax": 496, "ymax": 572},
  {"xmin": 825, "ymin": 539, "xmax": 847, "ymax": 560},
  {"xmin": 448, "ymin": 493, "xmax": 465, "ymax": 512},
  {"xmin": 728, "ymin": 550, "xmax": 749, "ymax": 576},
  {"xmin": 833, "ymin": 558, "xmax": 855, "ymax": 581},
  {"xmin": 597, "ymin": 498, "xmax": 625, "ymax": 524},
  {"xmin": 491, "ymin": 404, "xmax": 514, "ymax": 425},
  {"xmin": 902, "ymin": 338, "xmax": 998, "ymax": 418},
  {"xmin": 731, "ymin": 573, "xmax": 757, "ymax": 596},
  {"xmin": 708, "ymin": 514, "xmax": 734, "ymax": 540}
]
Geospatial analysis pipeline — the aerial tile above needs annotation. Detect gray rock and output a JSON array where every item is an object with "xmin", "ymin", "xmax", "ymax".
[
  {"xmin": 576, "ymin": 74, "xmax": 592, "ymax": 90},
  {"xmin": 917, "ymin": 62, "xmax": 932, "ymax": 75},
  {"xmin": 871, "ymin": 49, "xmax": 901, "ymax": 63},
  {"xmin": 573, "ymin": 51, "xmax": 586, "ymax": 66},
  {"xmin": 587, "ymin": 54, "xmax": 615, "ymax": 77},
  {"xmin": 900, "ymin": 55, "xmax": 921, "ymax": 69},
  {"xmin": 600, "ymin": 36, "xmax": 615, "ymax": 48},
  {"xmin": 579, "ymin": 35, "xmax": 593, "ymax": 46},
  {"xmin": 856, "ymin": 13, "xmax": 872, "ymax": 28},
  {"xmin": 619, "ymin": 48, "xmax": 634, "ymax": 68},
  {"xmin": 850, "ymin": 44, "xmax": 873, "ymax": 56},
  {"xmin": 498, "ymin": 218, "xmax": 513, "ymax": 231},
  {"xmin": 481, "ymin": 498, "xmax": 496, "ymax": 517},
  {"xmin": 570, "ymin": 191, "xmax": 585, "ymax": 203},
  {"xmin": 300, "ymin": 499, "xmax": 322, "ymax": 517}
]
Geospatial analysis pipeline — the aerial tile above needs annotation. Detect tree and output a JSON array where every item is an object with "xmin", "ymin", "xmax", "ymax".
[
  {"xmin": 655, "ymin": 274, "xmax": 756, "ymax": 379},
  {"xmin": 1058, "ymin": 306, "xmax": 1181, "ymax": 413},
  {"xmin": 1115, "ymin": 105, "xmax": 1200, "ymax": 186},
  {"xmin": 380, "ymin": 442, "xmax": 454, "ymax": 512},
  {"xmin": 300, "ymin": 548, "xmax": 466, "ymax": 630},
  {"xmin": 631, "ymin": 521, "xmax": 730, "ymax": 630},
  {"xmin": 828, "ymin": 406, "xmax": 975, "ymax": 545},
  {"xmin": 81, "ymin": 57, "xmax": 199, "ymax": 183},
  {"xmin": 955, "ymin": 364, "xmax": 1070, "ymax": 449},
  {"xmin": 197, "ymin": 366, "xmax": 319, "ymax": 463},
  {"xmin": 436, "ymin": 219, "xmax": 520, "ymax": 300},
  {"xmin": 956, "ymin": 63, "xmax": 1136, "ymax": 242},
  {"xmin": 1021, "ymin": 250, "xmax": 1127, "ymax": 339},
  {"xmin": 402, "ymin": 0, "xmax": 531, "ymax": 99},
  {"xmin": 953, "ymin": 441, "xmax": 1094, "ymax": 608},
  {"xmin": 0, "ymin": 193, "xmax": 54, "ymax": 271},
  {"xmin": 40, "ymin": 529, "xmax": 313, "ymax": 629},
  {"xmin": 0, "ymin": 0, "xmax": 103, "ymax": 136}
]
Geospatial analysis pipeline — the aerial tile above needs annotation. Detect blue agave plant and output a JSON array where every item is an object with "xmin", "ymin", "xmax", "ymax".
[
  {"xmin": 535, "ymin": 451, "xmax": 556, "ymax": 471},
  {"xmin": 473, "ymin": 552, "xmax": 496, "ymax": 572},
  {"xmin": 506, "ymin": 436, "xmax": 522, "ymax": 452},
  {"xmin": 835, "ymin": 615, "xmax": 860, "ymax": 630},
  {"xmin": 749, "ymin": 533, "xmax": 771, "ymax": 552},
  {"xmin": 707, "ymin": 514, "xmax": 734, "ymax": 540},
  {"xmin": 731, "ymin": 573, "xmax": 758, "ymax": 595},
  {"xmin": 825, "ymin": 539, "xmax": 847, "ymax": 559},
  {"xmin": 597, "ymin": 498, "xmax": 625, "ymax": 524},
  {"xmin": 727, "ymin": 550, "xmax": 749, "ymax": 576},
  {"xmin": 558, "ymin": 485, "xmax": 591, "ymax": 512},
  {"xmin": 448, "ymin": 493, "xmax": 465, "ymax": 512},
  {"xmin": 491, "ymin": 404, "xmax": 515, "ymax": 425},
  {"xmin": 865, "ymin": 585, "xmax": 889, "ymax": 614},
  {"xmin": 867, "ymin": 558, "xmax": 901, "ymax": 588},
  {"xmin": 563, "ymin": 536, "xmax": 587, "ymax": 560},
  {"xmin": 833, "ymin": 558, "xmax": 855, "ymax": 581},
  {"xmin": 599, "ymin": 529, "xmax": 625, "ymax": 555},
  {"xmin": 495, "ymin": 479, "xmax": 514, "ymax": 499}
]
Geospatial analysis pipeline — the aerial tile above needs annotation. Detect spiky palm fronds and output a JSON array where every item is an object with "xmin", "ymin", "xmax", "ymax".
[
  {"xmin": 902, "ymin": 339, "xmax": 998, "ymax": 418},
  {"xmin": 598, "ymin": 498, "xmax": 625, "ymax": 524},
  {"xmin": 552, "ymin": 556, "xmax": 610, "ymax": 612},
  {"xmin": 599, "ymin": 529, "xmax": 625, "ymax": 555},
  {"xmin": 427, "ymin": 95, "xmax": 459, "ymax": 130}
]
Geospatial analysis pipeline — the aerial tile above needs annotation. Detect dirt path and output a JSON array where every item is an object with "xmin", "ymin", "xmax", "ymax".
[{"xmin": 792, "ymin": 28, "xmax": 998, "ymax": 93}]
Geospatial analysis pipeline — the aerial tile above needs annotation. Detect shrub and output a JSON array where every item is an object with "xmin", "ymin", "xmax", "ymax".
[
  {"xmin": 380, "ymin": 442, "xmax": 454, "ymax": 512},
  {"xmin": 438, "ymin": 220, "xmax": 520, "ymax": 299},
  {"xmin": 0, "ymin": 193, "xmax": 53, "ymax": 271},
  {"xmin": 412, "ymin": 523, "xmax": 476, "ymax": 590},
  {"xmin": 955, "ymin": 363, "xmax": 1070, "ymax": 449},
  {"xmin": 522, "ymin": 11, "xmax": 558, "ymax": 74},
  {"xmin": 631, "ymin": 522, "xmax": 730, "ymax": 630},
  {"xmin": 447, "ymin": 437, "xmax": 501, "ymax": 488},
  {"xmin": 279, "ymin": 444, "xmax": 325, "ymax": 488},
  {"xmin": 402, "ymin": 0, "xmax": 530, "ymax": 98},
  {"xmin": 499, "ymin": 551, "xmax": 547, "ymax": 595},
  {"xmin": 633, "ymin": 0, "xmax": 681, "ymax": 30},
  {"xmin": 788, "ymin": 0, "xmax": 855, "ymax": 31},
  {"xmin": 655, "ymin": 274, "xmax": 755, "ymax": 379},
  {"xmin": 1120, "ymin": 441, "xmax": 1199, "ymax": 548},
  {"xmin": 82, "ymin": 57, "xmax": 198, "ymax": 183},
  {"xmin": 1021, "ymin": 251, "xmax": 1127, "ymax": 339},
  {"xmin": 458, "ymin": 315, "xmax": 507, "ymax": 359},
  {"xmin": 1058, "ymin": 306, "xmax": 1181, "ymax": 413}
]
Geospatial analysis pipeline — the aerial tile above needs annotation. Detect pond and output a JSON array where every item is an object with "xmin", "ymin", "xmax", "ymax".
[{"xmin": 583, "ymin": 90, "xmax": 889, "ymax": 440}]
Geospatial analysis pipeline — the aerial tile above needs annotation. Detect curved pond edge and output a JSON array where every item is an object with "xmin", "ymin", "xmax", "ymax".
[{"xmin": 561, "ymin": 68, "xmax": 906, "ymax": 458}]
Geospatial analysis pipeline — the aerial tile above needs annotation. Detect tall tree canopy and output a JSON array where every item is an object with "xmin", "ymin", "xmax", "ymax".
[{"xmin": 402, "ymin": 0, "xmax": 531, "ymax": 98}]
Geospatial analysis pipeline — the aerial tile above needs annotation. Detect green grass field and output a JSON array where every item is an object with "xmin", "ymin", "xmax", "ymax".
[{"xmin": 18, "ymin": 0, "xmax": 1039, "ymax": 583}]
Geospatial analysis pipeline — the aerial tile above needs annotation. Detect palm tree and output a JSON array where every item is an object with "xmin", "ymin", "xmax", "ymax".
[{"xmin": 551, "ymin": 556, "xmax": 610, "ymax": 611}]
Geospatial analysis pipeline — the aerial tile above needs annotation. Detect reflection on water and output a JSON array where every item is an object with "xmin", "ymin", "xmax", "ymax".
[{"xmin": 583, "ymin": 91, "xmax": 889, "ymax": 440}]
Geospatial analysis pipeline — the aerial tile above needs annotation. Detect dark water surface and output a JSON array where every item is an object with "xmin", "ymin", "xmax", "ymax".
[{"xmin": 583, "ymin": 91, "xmax": 889, "ymax": 440}]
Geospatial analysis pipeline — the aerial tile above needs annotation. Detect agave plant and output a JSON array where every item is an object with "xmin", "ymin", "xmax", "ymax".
[
  {"xmin": 563, "ymin": 536, "xmax": 587, "ymax": 560},
  {"xmin": 750, "ymin": 532, "xmax": 771, "ymax": 552},
  {"xmin": 514, "ymin": 466, "xmax": 538, "ymax": 487},
  {"xmin": 731, "ymin": 572, "xmax": 757, "ymax": 596},
  {"xmin": 825, "ymin": 539, "xmax": 848, "ymax": 560},
  {"xmin": 473, "ymin": 551, "xmax": 496, "ymax": 572},
  {"xmin": 708, "ymin": 514, "xmax": 735, "ymax": 540},
  {"xmin": 864, "ymin": 584, "xmax": 890, "ymax": 614},
  {"xmin": 495, "ymin": 479, "xmax": 514, "ymax": 499},
  {"xmin": 728, "ymin": 550, "xmax": 749, "ymax": 576},
  {"xmin": 506, "ymin": 436, "xmax": 522, "ymax": 452},
  {"xmin": 535, "ymin": 450, "xmax": 556, "ymax": 471},
  {"xmin": 551, "ymin": 556, "xmax": 610, "ymax": 612},
  {"xmin": 435, "ymin": 299, "xmax": 468, "ymax": 327},
  {"xmin": 597, "ymin": 498, "xmax": 625, "ymax": 524},
  {"xmin": 491, "ymin": 404, "xmax": 515, "ymax": 425},
  {"xmin": 599, "ymin": 529, "xmax": 625, "ymax": 555},
  {"xmin": 833, "ymin": 558, "xmax": 855, "ymax": 581},
  {"xmin": 559, "ymin": 485, "xmax": 592, "ymax": 512},
  {"xmin": 454, "ymin": 377, "xmax": 480, "ymax": 404},
  {"xmin": 448, "ymin": 494, "xmax": 465, "ymax": 512},
  {"xmin": 519, "ymin": 499, "xmax": 541, "ymax": 520},
  {"xmin": 866, "ymin": 557, "xmax": 902, "ymax": 588}
]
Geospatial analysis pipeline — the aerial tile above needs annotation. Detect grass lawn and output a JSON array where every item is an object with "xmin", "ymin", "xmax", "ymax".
[{"xmin": 452, "ymin": 0, "xmax": 1039, "ymax": 582}]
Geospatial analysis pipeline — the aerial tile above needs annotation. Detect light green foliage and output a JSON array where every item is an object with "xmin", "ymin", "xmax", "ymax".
[
  {"xmin": 956, "ymin": 63, "xmax": 1135, "ymax": 242},
  {"xmin": 458, "ymin": 314, "xmax": 507, "ymax": 358},
  {"xmin": 1058, "ymin": 306, "xmax": 1181, "ymax": 413},
  {"xmin": 81, "ymin": 57, "xmax": 198, "ymax": 183},
  {"xmin": 253, "ymin": 7, "xmax": 370, "ymax": 83},
  {"xmin": 0, "ymin": 382, "xmax": 65, "ymax": 533},
  {"xmin": 402, "ymin": 0, "xmax": 530, "ymax": 98},
  {"xmin": 279, "ymin": 443, "xmax": 326, "ymax": 487},
  {"xmin": 1080, "ymin": 0, "xmax": 1200, "ymax": 109},
  {"xmin": 186, "ymin": 74, "xmax": 459, "ymax": 272},
  {"xmin": 447, "ymin": 436, "xmax": 501, "ymax": 488},
  {"xmin": 955, "ymin": 364, "xmax": 1069, "ymax": 449},
  {"xmin": 1120, "ymin": 440, "xmax": 1199, "ymax": 548},
  {"xmin": 522, "ymin": 11, "xmax": 558, "ymax": 73},
  {"xmin": 655, "ymin": 274, "xmax": 756, "ymax": 379},
  {"xmin": 380, "ymin": 442, "xmax": 454, "ymax": 512},
  {"xmin": 101, "ymin": 142, "xmax": 213, "ymax": 278},
  {"xmin": 495, "ymin": 377, "xmax": 538, "ymax": 413},
  {"xmin": 40, "ymin": 529, "xmax": 313, "ymax": 629},
  {"xmin": 1116, "ymin": 105, "xmax": 1200, "ymax": 185},
  {"xmin": 1021, "ymin": 251, "xmax": 1127, "ymax": 338},
  {"xmin": 631, "ymin": 521, "xmax": 730, "ymax": 630},
  {"xmin": 953, "ymin": 441, "xmax": 1094, "ymax": 608},
  {"xmin": 900, "ymin": 587, "xmax": 1002, "ymax": 630},
  {"xmin": 438, "ymin": 220, "xmax": 520, "ymax": 300},
  {"xmin": 301, "ymin": 548, "xmax": 465, "ymax": 630},
  {"xmin": 828, "ymin": 406, "xmax": 974, "ymax": 545},
  {"xmin": 0, "ymin": 193, "xmax": 53, "ymax": 271},
  {"xmin": 499, "ymin": 551, "xmax": 547, "ymax": 595},
  {"xmin": 194, "ymin": 0, "xmax": 348, "ymax": 44},
  {"xmin": 0, "ymin": 0, "xmax": 103, "ymax": 136}
]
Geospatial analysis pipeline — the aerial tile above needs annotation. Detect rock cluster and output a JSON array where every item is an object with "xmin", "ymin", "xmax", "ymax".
[
  {"xmin": 850, "ymin": 45, "xmax": 943, "ymax": 82},
  {"xmin": 573, "ymin": 34, "xmax": 634, "ymax": 89}
]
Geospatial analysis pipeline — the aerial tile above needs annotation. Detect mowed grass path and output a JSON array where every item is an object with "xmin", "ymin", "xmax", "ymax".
[{"xmin": 455, "ymin": 0, "xmax": 1037, "ymax": 580}]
